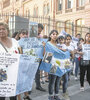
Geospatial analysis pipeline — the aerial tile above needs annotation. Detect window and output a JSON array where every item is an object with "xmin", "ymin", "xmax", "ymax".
[
  {"xmin": 43, "ymin": 5, "xmax": 47, "ymax": 15},
  {"xmin": 47, "ymin": 3, "xmax": 50, "ymax": 14},
  {"xmin": 79, "ymin": 0, "xmax": 85, "ymax": 6},
  {"xmin": 26, "ymin": 9, "xmax": 30, "ymax": 17},
  {"xmin": 76, "ymin": 19, "xmax": 85, "ymax": 34},
  {"xmin": 77, "ymin": 0, "xmax": 85, "ymax": 7},
  {"xmin": 43, "ymin": 3, "xmax": 50, "ymax": 15},
  {"xmin": 57, "ymin": 0, "xmax": 63, "ymax": 11},
  {"xmin": 56, "ymin": 22, "xmax": 64, "ymax": 34},
  {"xmin": 67, "ymin": 0, "xmax": 73, "ymax": 9},
  {"xmin": 33, "ymin": 7, "xmax": 38, "ymax": 17},
  {"xmin": 65, "ymin": 20, "xmax": 72, "ymax": 35}
]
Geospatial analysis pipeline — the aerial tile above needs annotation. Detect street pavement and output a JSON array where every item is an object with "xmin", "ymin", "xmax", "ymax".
[{"xmin": 6, "ymin": 75, "xmax": 90, "ymax": 100}]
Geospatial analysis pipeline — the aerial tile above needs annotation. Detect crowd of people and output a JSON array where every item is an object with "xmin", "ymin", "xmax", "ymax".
[{"xmin": 0, "ymin": 22, "xmax": 90, "ymax": 100}]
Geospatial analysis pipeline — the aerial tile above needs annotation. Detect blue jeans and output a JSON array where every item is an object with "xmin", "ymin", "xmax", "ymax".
[
  {"xmin": 48, "ymin": 74, "xmax": 61, "ymax": 95},
  {"xmin": 35, "ymin": 60, "xmax": 42, "ymax": 87},
  {"xmin": 75, "ymin": 58, "xmax": 79, "ymax": 77},
  {"xmin": 62, "ymin": 73, "xmax": 68, "ymax": 93},
  {"xmin": 0, "ymin": 96, "xmax": 17, "ymax": 100}
]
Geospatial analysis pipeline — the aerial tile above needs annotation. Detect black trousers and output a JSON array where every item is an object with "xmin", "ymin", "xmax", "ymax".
[
  {"xmin": 80, "ymin": 64, "xmax": 90, "ymax": 87},
  {"xmin": 35, "ymin": 60, "xmax": 42, "ymax": 87},
  {"xmin": 0, "ymin": 96, "xmax": 17, "ymax": 100}
]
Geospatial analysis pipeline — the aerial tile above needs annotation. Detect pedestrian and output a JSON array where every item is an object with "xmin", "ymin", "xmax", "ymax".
[
  {"xmin": 0, "ymin": 22, "xmax": 19, "ymax": 100},
  {"xmin": 74, "ymin": 38, "xmax": 84, "ymax": 80},
  {"xmin": 18, "ymin": 29, "xmax": 32, "ymax": 100},
  {"xmin": 35, "ymin": 23, "xmax": 46, "ymax": 91},
  {"xmin": 62, "ymin": 34, "xmax": 74, "ymax": 100},
  {"xmin": 74, "ymin": 34, "xmax": 82, "ymax": 80},
  {"xmin": 79, "ymin": 33, "xmax": 90, "ymax": 91},
  {"xmin": 46, "ymin": 30, "xmax": 61, "ymax": 100},
  {"xmin": 12, "ymin": 32, "xmax": 20, "ymax": 40}
]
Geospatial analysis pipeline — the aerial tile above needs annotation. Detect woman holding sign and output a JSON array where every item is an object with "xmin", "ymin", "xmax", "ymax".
[
  {"xmin": 79, "ymin": 33, "xmax": 90, "ymax": 91},
  {"xmin": 46, "ymin": 30, "xmax": 61, "ymax": 100},
  {"xmin": 0, "ymin": 22, "xmax": 19, "ymax": 100}
]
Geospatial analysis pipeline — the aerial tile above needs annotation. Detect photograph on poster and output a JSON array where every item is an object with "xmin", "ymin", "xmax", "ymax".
[
  {"xmin": 43, "ymin": 52, "xmax": 53, "ymax": 63},
  {"xmin": 29, "ymin": 22, "xmax": 38, "ymax": 37}
]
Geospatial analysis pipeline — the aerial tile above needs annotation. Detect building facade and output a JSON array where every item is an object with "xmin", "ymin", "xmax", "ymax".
[{"xmin": 0, "ymin": 0, "xmax": 90, "ymax": 36}]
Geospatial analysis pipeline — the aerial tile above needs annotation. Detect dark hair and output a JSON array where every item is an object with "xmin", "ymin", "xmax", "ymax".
[
  {"xmin": 56, "ymin": 36, "xmax": 64, "ymax": 43},
  {"xmin": 43, "ymin": 35, "xmax": 48, "ymax": 38},
  {"xmin": 58, "ymin": 36, "xmax": 64, "ymax": 40},
  {"xmin": 38, "ymin": 23, "xmax": 44, "ymax": 30},
  {"xmin": 12, "ymin": 32, "xmax": 18, "ymax": 38},
  {"xmin": 48, "ymin": 30, "xmax": 58, "ymax": 41},
  {"xmin": 19, "ymin": 29, "xmax": 28, "ymax": 35},
  {"xmin": 79, "ymin": 38, "xmax": 84, "ymax": 42},
  {"xmin": 65, "ymin": 34, "xmax": 72, "ymax": 40},
  {"xmin": 76, "ymin": 33, "xmax": 81, "ymax": 37},
  {"xmin": 84, "ymin": 33, "xmax": 90, "ymax": 43}
]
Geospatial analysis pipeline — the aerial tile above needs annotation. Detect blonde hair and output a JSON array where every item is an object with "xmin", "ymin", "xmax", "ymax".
[{"xmin": 0, "ymin": 22, "xmax": 9, "ymax": 33}]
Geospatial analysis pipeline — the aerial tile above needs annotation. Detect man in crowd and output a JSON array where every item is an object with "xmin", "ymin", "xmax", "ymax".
[{"xmin": 35, "ymin": 23, "xmax": 46, "ymax": 91}]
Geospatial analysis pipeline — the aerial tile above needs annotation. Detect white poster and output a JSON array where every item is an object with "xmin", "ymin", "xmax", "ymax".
[
  {"xmin": 0, "ymin": 52, "xmax": 39, "ymax": 97},
  {"xmin": 0, "ymin": 53, "xmax": 20, "ymax": 97},
  {"xmin": 83, "ymin": 44, "xmax": 90, "ymax": 60}
]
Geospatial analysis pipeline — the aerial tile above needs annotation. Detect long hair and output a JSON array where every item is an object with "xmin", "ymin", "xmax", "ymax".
[
  {"xmin": 48, "ymin": 30, "xmax": 58, "ymax": 41},
  {"xmin": 84, "ymin": 33, "xmax": 90, "ymax": 43}
]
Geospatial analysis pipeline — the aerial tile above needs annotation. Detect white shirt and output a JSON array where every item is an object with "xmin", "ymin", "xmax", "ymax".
[
  {"xmin": 65, "ymin": 44, "xmax": 74, "ymax": 52},
  {"xmin": 57, "ymin": 43, "xmax": 67, "ymax": 49},
  {"xmin": 0, "ymin": 38, "xmax": 19, "ymax": 53}
]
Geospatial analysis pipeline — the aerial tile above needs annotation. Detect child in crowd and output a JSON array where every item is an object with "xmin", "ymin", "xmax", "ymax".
[{"xmin": 57, "ymin": 36, "xmax": 67, "ymax": 52}]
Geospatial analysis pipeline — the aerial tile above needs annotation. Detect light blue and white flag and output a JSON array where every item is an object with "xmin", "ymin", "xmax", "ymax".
[{"xmin": 40, "ymin": 42, "xmax": 72, "ymax": 77}]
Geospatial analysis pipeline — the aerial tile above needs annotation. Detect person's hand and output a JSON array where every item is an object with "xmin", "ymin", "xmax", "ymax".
[
  {"xmin": 80, "ymin": 52, "xmax": 84, "ymax": 55},
  {"xmin": 42, "ymin": 42, "xmax": 46, "ymax": 47},
  {"xmin": 37, "ymin": 35, "xmax": 41, "ymax": 38}
]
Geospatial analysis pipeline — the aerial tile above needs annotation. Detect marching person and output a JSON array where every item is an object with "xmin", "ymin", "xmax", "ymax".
[
  {"xmin": 35, "ymin": 23, "xmax": 46, "ymax": 91},
  {"xmin": 18, "ymin": 29, "xmax": 32, "ymax": 100},
  {"xmin": 62, "ymin": 34, "xmax": 74, "ymax": 100},
  {"xmin": 0, "ymin": 22, "xmax": 19, "ymax": 100},
  {"xmin": 46, "ymin": 30, "xmax": 61, "ymax": 100},
  {"xmin": 79, "ymin": 33, "xmax": 90, "ymax": 91}
]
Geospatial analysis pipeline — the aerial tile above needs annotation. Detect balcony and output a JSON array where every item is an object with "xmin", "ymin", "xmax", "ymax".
[
  {"xmin": 56, "ymin": 10, "xmax": 62, "ymax": 14},
  {"xmin": 3, "ymin": 0, "xmax": 10, "ymax": 8},
  {"xmin": 76, "ymin": 6, "xmax": 85, "ymax": 11},
  {"xmin": 65, "ymin": 8, "xmax": 72, "ymax": 13}
]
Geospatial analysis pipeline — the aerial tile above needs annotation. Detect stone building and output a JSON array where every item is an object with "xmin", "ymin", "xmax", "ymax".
[{"xmin": 0, "ymin": 0, "xmax": 90, "ymax": 36}]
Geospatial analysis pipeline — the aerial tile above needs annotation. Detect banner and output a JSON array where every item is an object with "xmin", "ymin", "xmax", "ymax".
[
  {"xmin": 0, "ymin": 53, "xmax": 20, "ymax": 97},
  {"xmin": 19, "ymin": 37, "xmax": 44, "ymax": 59},
  {"xmin": 82, "ymin": 44, "xmax": 90, "ymax": 60},
  {"xmin": 40, "ymin": 42, "xmax": 72, "ymax": 77},
  {"xmin": 0, "ymin": 53, "xmax": 39, "ymax": 97}
]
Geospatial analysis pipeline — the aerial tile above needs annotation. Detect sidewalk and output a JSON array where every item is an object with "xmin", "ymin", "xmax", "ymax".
[
  {"xmin": 6, "ymin": 76, "xmax": 90, "ymax": 100},
  {"xmin": 31, "ymin": 76, "xmax": 90, "ymax": 100}
]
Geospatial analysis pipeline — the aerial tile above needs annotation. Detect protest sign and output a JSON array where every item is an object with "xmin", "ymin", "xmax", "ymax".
[
  {"xmin": 0, "ymin": 53, "xmax": 20, "ymax": 97},
  {"xmin": 19, "ymin": 37, "xmax": 44, "ymax": 59},
  {"xmin": 0, "ymin": 52, "xmax": 39, "ymax": 97}
]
